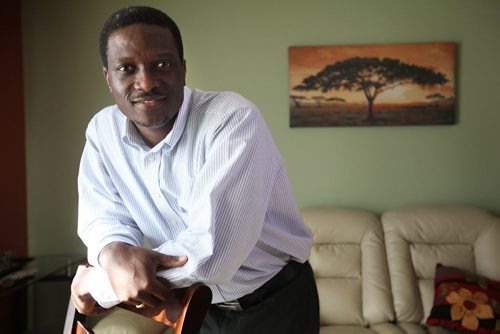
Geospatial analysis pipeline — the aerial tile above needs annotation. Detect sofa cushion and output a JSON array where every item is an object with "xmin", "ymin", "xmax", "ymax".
[
  {"xmin": 320, "ymin": 323, "xmax": 403, "ymax": 334},
  {"xmin": 382, "ymin": 206, "xmax": 500, "ymax": 325},
  {"xmin": 426, "ymin": 264, "xmax": 500, "ymax": 333},
  {"xmin": 302, "ymin": 207, "xmax": 394, "ymax": 327}
]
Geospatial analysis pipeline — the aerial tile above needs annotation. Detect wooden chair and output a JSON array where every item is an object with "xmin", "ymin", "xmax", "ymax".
[{"xmin": 63, "ymin": 281, "xmax": 212, "ymax": 334}]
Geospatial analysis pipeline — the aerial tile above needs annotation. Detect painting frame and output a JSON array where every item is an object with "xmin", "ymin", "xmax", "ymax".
[{"xmin": 289, "ymin": 42, "xmax": 457, "ymax": 127}]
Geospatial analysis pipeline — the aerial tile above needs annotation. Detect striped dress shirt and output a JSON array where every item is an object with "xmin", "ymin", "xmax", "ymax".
[{"xmin": 78, "ymin": 87, "xmax": 312, "ymax": 303}]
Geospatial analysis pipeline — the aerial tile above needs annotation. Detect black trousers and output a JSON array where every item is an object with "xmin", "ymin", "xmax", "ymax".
[{"xmin": 200, "ymin": 261, "xmax": 319, "ymax": 334}]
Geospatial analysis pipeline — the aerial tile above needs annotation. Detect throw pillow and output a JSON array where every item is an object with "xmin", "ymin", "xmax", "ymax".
[{"xmin": 426, "ymin": 264, "xmax": 500, "ymax": 333}]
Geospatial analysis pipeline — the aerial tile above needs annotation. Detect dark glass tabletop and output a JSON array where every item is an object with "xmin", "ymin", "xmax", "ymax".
[{"xmin": 0, "ymin": 254, "xmax": 85, "ymax": 297}]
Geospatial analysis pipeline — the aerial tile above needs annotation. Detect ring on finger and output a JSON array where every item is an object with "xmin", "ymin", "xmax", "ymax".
[{"xmin": 135, "ymin": 303, "xmax": 146, "ymax": 309}]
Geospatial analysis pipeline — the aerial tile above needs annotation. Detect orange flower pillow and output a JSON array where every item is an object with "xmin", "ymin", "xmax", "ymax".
[{"xmin": 426, "ymin": 264, "xmax": 500, "ymax": 333}]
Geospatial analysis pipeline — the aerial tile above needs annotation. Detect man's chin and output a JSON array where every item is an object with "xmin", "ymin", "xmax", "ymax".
[{"xmin": 133, "ymin": 116, "xmax": 177, "ymax": 130}]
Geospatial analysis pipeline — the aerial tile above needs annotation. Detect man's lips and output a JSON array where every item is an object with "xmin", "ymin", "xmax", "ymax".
[{"xmin": 130, "ymin": 95, "xmax": 167, "ymax": 104}]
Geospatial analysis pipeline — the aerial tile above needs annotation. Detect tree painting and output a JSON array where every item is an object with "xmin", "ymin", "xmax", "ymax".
[{"xmin": 289, "ymin": 43, "xmax": 456, "ymax": 127}]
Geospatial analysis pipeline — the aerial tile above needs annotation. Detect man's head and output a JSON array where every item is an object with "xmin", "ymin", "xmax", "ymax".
[
  {"xmin": 100, "ymin": 6, "xmax": 186, "ymax": 146},
  {"xmin": 99, "ymin": 6, "xmax": 184, "ymax": 69}
]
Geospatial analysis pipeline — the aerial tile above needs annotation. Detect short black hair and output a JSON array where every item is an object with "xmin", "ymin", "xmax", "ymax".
[{"xmin": 99, "ymin": 6, "xmax": 184, "ymax": 68}]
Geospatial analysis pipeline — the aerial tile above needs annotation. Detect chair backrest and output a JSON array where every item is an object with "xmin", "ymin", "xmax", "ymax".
[
  {"xmin": 302, "ymin": 207, "xmax": 394, "ymax": 327},
  {"xmin": 382, "ymin": 206, "xmax": 500, "ymax": 324},
  {"xmin": 64, "ymin": 283, "xmax": 212, "ymax": 334}
]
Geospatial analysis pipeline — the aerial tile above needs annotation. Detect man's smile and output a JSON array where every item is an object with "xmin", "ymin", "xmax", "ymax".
[
  {"xmin": 130, "ymin": 95, "xmax": 166, "ymax": 103},
  {"xmin": 130, "ymin": 95, "xmax": 167, "ymax": 109}
]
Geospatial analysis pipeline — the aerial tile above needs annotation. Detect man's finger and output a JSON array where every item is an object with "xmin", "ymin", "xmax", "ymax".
[
  {"xmin": 157, "ymin": 255, "xmax": 188, "ymax": 269},
  {"xmin": 72, "ymin": 293, "xmax": 107, "ymax": 316},
  {"xmin": 146, "ymin": 276, "xmax": 173, "ymax": 302},
  {"xmin": 133, "ymin": 290, "xmax": 163, "ymax": 308}
]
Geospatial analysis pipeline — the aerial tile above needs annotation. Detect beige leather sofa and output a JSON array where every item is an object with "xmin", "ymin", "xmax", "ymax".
[{"xmin": 302, "ymin": 205, "xmax": 500, "ymax": 334}]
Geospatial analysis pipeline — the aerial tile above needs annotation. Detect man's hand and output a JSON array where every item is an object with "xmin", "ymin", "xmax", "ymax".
[
  {"xmin": 71, "ymin": 265, "xmax": 110, "ymax": 316},
  {"xmin": 98, "ymin": 242, "xmax": 188, "ymax": 309},
  {"xmin": 119, "ymin": 288, "xmax": 185, "ymax": 326}
]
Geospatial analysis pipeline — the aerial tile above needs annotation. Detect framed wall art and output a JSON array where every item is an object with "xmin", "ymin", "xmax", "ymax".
[{"xmin": 289, "ymin": 42, "xmax": 457, "ymax": 127}]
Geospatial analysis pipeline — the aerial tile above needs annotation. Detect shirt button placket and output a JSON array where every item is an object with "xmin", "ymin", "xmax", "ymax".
[
  {"xmin": 144, "ymin": 153, "xmax": 160, "ymax": 201},
  {"xmin": 150, "ymin": 153, "xmax": 165, "ymax": 203}
]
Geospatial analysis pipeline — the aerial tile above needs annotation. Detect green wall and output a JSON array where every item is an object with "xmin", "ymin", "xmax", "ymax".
[{"xmin": 22, "ymin": 0, "xmax": 500, "ymax": 255}]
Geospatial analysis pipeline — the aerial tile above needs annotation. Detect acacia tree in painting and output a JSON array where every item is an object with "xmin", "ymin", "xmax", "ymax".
[{"xmin": 294, "ymin": 57, "xmax": 448, "ymax": 122}]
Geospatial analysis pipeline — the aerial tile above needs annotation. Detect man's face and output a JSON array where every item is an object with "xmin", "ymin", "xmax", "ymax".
[{"xmin": 103, "ymin": 24, "xmax": 186, "ymax": 138}]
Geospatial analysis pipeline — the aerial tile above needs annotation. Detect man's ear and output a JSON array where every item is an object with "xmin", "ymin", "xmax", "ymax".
[{"xmin": 102, "ymin": 66, "xmax": 112, "ymax": 92}]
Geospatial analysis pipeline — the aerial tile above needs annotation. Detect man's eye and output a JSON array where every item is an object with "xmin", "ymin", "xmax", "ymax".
[
  {"xmin": 157, "ymin": 61, "xmax": 171, "ymax": 69},
  {"xmin": 118, "ymin": 65, "xmax": 134, "ymax": 72}
]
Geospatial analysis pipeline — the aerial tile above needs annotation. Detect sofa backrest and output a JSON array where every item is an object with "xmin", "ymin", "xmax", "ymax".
[
  {"xmin": 302, "ymin": 207, "xmax": 394, "ymax": 327},
  {"xmin": 381, "ymin": 206, "xmax": 500, "ymax": 325}
]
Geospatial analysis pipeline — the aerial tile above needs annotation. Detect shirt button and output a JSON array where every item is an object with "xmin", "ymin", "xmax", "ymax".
[{"xmin": 148, "ymin": 156, "xmax": 155, "ymax": 162}]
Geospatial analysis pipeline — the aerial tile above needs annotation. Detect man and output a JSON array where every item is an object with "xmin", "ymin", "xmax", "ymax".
[{"xmin": 72, "ymin": 6, "xmax": 319, "ymax": 333}]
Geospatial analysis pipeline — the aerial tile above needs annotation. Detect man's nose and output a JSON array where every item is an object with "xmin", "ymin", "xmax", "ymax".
[{"xmin": 134, "ymin": 68, "xmax": 158, "ymax": 92}]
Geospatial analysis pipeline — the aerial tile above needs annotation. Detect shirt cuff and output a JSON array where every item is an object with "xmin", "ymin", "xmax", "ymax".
[{"xmin": 84, "ymin": 266, "xmax": 120, "ymax": 309}]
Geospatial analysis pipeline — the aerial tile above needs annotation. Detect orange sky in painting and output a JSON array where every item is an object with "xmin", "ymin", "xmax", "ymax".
[{"xmin": 289, "ymin": 43, "xmax": 456, "ymax": 104}]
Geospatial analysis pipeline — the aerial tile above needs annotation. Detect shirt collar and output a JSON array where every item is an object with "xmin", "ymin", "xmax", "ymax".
[{"xmin": 121, "ymin": 86, "xmax": 192, "ymax": 152}]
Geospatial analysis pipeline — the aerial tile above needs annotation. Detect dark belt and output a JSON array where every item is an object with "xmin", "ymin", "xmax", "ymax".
[{"xmin": 214, "ymin": 261, "xmax": 307, "ymax": 311}]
